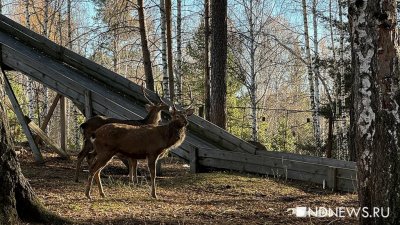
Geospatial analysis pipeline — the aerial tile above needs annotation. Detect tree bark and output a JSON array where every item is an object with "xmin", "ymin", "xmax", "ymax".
[
  {"xmin": 350, "ymin": 0, "xmax": 400, "ymax": 223},
  {"xmin": 204, "ymin": 0, "xmax": 211, "ymax": 120},
  {"xmin": 165, "ymin": 0, "xmax": 174, "ymax": 101},
  {"xmin": 160, "ymin": 0, "xmax": 169, "ymax": 99},
  {"xmin": 210, "ymin": 0, "xmax": 227, "ymax": 129},
  {"xmin": 302, "ymin": 0, "xmax": 321, "ymax": 152},
  {"xmin": 312, "ymin": 0, "xmax": 322, "ymax": 154},
  {"xmin": 0, "ymin": 69, "xmax": 69, "ymax": 225},
  {"xmin": 338, "ymin": 0, "xmax": 348, "ymax": 159},
  {"xmin": 137, "ymin": 0, "xmax": 154, "ymax": 91},
  {"xmin": 176, "ymin": 0, "xmax": 182, "ymax": 104}
]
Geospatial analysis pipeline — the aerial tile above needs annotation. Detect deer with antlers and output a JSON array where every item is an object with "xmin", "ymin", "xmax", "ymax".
[
  {"xmin": 85, "ymin": 105, "xmax": 194, "ymax": 199},
  {"xmin": 75, "ymin": 87, "xmax": 169, "ymax": 183}
]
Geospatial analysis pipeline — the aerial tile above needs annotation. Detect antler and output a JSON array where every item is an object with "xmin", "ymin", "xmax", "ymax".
[{"xmin": 141, "ymin": 84, "xmax": 155, "ymax": 105}]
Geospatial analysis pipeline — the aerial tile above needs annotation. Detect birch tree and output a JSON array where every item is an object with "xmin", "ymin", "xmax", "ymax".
[
  {"xmin": 229, "ymin": 0, "xmax": 277, "ymax": 142},
  {"xmin": 302, "ymin": 0, "xmax": 321, "ymax": 152},
  {"xmin": 176, "ymin": 0, "xmax": 182, "ymax": 104},
  {"xmin": 25, "ymin": 0, "xmax": 35, "ymax": 122},
  {"xmin": 160, "ymin": 0, "xmax": 169, "ymax": 98},
  {"xmin": 350, "ymin": 0, "xmax": 400, "ymax": 223}
]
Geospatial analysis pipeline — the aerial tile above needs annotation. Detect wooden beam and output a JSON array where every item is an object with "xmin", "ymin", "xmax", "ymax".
[
  {"xmin": 190, "ymin": 147, "xmax": 198, "ymax": 173},
  {"xmin": 1, "ymin": 70, "xmax": 44, "ymax": 163},
  {"xmin": 84, "ymin": 90, "xmax": 92, "ymax": 119},
  {"xmin": 26, "ymin": 116, "xmax": 69, "ymax": 159},
  {"xmin": 60, "ymin": 96, "xmax": 66, "ymax": 151},
  {"xmin": 40, "ymin": 94, "xmax": 61, "ymax": 132}
]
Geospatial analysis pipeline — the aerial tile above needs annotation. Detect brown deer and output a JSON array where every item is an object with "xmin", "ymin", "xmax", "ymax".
[
  {"xmin": 75, "ymin": 87, "xmax": 169, "ymax": 182},
  {"xmin": 85, "ymin": 105, "xmax": 194, "ymax": 199}
]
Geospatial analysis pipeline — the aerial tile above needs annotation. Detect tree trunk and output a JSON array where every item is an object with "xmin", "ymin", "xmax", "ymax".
[
  {"xmin": 137, "ymin": 0, "xmax": 154, "ymax": 91},
  {"xmin": 204, "ymin": 0, "xmax": 211, "ymax": 120},
  {"xmin": 338, "ymin": 0, "xmax": 348, "ymax": 160},
  {"xmin": 210, "ymin": 0, "xmax": 227, "ymax": 129},
  {"xmin": 312, "ymin": 0, "xmax": 322, "ymax": 153},
  {"xmin": 42, "ymin": 0, "xmax": 49, "ymax": 123},
  {"xmin": 165, "ymin": 0, "xmax": 174, "ymax": 101},
  {"xmin": 248, "ymin": 0, "xmax": 258, "ymax": 142},
  {"xmin": 0, "ymin": 69, "xmax": 69, "ymax": 225},
  {"xmin": 302, "ymin": 0, "xmax": 321, "ymax": 152},
  {"xmin": 160, "ymin": 0, "xmax": 169, "ymax": 99},
  {"xmin": 25, "ymin": 0, "xmax": 35, "ymax": 121},
  {"xmin": 350, "ymin": 0, "xmax": 400, "ymax": 224},
  {"xmin": 176, "ymin": 0, "xmax": 182, "ymax": 104}
]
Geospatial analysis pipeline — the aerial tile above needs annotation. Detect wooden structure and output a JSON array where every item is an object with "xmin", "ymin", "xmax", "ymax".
[{"xmin": 0, "ymin": 15, "xmax": 357, "ymax": 192}]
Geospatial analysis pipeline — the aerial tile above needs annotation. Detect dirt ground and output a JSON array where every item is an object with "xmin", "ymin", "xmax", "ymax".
[{"xmin": 17, "ymin": 149, "xmax": 358, "ymax": 225}]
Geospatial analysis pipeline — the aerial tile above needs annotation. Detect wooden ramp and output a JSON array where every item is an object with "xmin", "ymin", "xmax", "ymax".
[{"xmin": 0, "ymin": 15, "xmax": 357, "ymax": 192}]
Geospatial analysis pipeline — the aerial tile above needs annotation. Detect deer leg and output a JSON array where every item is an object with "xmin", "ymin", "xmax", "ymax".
[
  {"xmin": 95, "ymin": 169, "xmax": 106, "ymax": 198},
  {"xmin": 129, "ymin": 158, "xmax": 138, "ymax": 184},
  {"xmin": 85, "ymin": 152, "xmax": 113, "ymax": 199},
  {"xmin": 75, "ymin": 139, "xmax": 91, "ymax": 182},
  {"xmin": 147, "ymin": 157, "xmax": 157, "ymax": 199}
]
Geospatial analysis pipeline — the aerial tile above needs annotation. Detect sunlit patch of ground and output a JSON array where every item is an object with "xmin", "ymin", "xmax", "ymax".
[{"xmin": 18, "ymin": 150, "xmax": 358, "ymax": 225}]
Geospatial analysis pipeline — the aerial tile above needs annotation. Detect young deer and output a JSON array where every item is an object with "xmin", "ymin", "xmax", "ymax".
[
  {"xmin": 85, "ymin": 106, "xmax": 194, "ymax": 199},
  {"xmin": 75, "ymin": 87, "xmax": 169, "ymax": 182}
]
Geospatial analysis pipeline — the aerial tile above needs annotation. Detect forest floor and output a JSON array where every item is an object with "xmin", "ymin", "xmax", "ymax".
[{"xmin": 18, "ymin": 149, "xmax": 358, "ymax": 225}]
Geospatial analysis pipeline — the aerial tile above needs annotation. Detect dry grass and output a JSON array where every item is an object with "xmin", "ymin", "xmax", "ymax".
[{"xmin": 18, "ymin": 150, "xmax": 358, "ymax": 225}]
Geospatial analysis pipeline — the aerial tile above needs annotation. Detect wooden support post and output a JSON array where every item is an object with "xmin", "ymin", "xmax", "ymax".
[
  {"xmin": 60, "ymin": 96, "xmax": 66, "ymax": 151},
  {"xmin": 35, "ymin": 94, "xmax": 61, "ymax": 144},
  {"xmin": 190, "ymin": 147, "xmax": 198, "ymax": 173},
  {"xmin": 327, "ymin": 166, "xmax": 337, "ymax": 191},
  {"xmin": 1, "ymin": 70, "xmax": 44, "ymax": 163},
  {"xmin": 25, "ymin": 116, "xmax": 69, "ymax": 159},
  {"xmin": 84, "ymin": 90, "xmax": 92, "ymax": 119}
]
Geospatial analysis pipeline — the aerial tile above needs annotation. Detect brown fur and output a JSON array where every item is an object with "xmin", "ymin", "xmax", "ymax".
[
  {"xmin": 85, "ymin": 108, "xmax": 194, "ymax": 199},
  {"xmin": 74, "ymin": 103, "xmax": 169, "ymax": 183}
]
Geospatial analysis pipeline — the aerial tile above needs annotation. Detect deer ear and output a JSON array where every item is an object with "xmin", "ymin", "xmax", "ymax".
[
  {"xmin": 186, "ymin": 108, "xmax": 194, "ymax": 116},
  {"xmin": 145, "ymin": 104, "xmax": 152, "ymax": 112}
]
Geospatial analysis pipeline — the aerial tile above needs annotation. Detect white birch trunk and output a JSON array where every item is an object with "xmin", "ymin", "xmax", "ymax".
[
  {"xmin": 160, "ymin": 0, "xmax": 169, "ymax": 98},
  {"xmin": 312, "ymin": 0, "xmax": 322, "ymax": 153},
  {"xmin": 338, "ymin": 0, "xmax": 347, "ymax": 159},
  {"xmin": 25, "ymin": 0, "xmax": 36, "ymax": 120},
  {"xmin": 176, "ymin": 0, "xmax": 182, "ymax": 104},
  {"xmin": 302, "ymin": 0, "xmax": 321, "ymax": 152},
  {"xmin": 42, "ymin": 0, "xmax": 49, "ymax": 126},
  {"xmin": 249, "ymin": 0, "xmax": 258, "ymax": 142}
]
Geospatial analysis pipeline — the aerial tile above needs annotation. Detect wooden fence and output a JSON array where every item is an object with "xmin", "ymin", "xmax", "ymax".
[{"xmin": 189, "ymin": 147, "xmax": 357, "ymax": 192}]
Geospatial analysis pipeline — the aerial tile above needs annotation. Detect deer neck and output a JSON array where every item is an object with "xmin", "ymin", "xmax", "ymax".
[
  {"xmin": 143, "ymin": 109, "xmax": 161, "ymax": 125},
  {"xmin": 165, "ymin": 120, "xmax": 186, "ymax": 149}
]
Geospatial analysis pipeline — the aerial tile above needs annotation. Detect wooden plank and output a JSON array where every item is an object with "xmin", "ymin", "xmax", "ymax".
[
  {"xmin": 84, "ymin": 90, "xmax": 92, "ymax": 119},
  {"xmin": 1, "ymin": 70, "xmax": 44, "ymax": 163},
  {"xmin": 326, "ymin": 167, "xmax": 337, "ymax": 191},
  {"xmin": 337, "ymin": 177, "xmax": 357, "ymax": 192},
  {"xmin": 336, "ymin": 167, "xmax": 357, "ymax": 180},
  {"xmin": 35, "ymin": 94, "xmax": 61, "ymax": 144},
  {"xmin": 198, "ymin": 158, "xmax": 327, "ymax": 184},
  {"xmin": 256, "ymin": 150, "xmax": 356, "ymax": 169},
  {"xmin": 26, "ymin": 117, "xmax": 69, "ymax": 159},
  {"xmin": 197, "ymin": 148, "xmax": 331, "ymax": 176},
  {"xmin": 60, "ymin": 96, "xmax": 66, "ymax": 151},
  {"xmin": 190, "ymin": 146, "xmax": 198, "ymax": 173}
]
